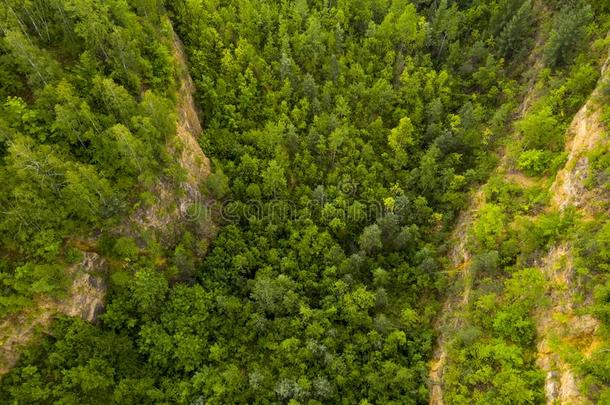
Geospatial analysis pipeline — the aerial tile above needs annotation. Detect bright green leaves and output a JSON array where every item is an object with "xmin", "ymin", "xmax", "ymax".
[
  {"xmin": 472, "ymin": 203, "xmax": 506, "ymax": 250},
  {"xmin": 52, "ymin": 81, "xmax": 98, "ymax": 146},
  {"xmin": 516, "ymin": 106, "xmax": 564, "ymax": 152},
  {"xmin": 133, "ymin": 267, "xmax": 168, "ymax": 316},
  {"xmin": 0, "ymin": 262, "xmax": 68, "ymax": 316},
  {"xmin": 517, "ymin": 149, "xmax": 552, "ymax": 176},
  {"xmin": 339, "ymin": 285, "xmax": 375, "ymax": 327},
  {"xmin": 251, "ymin": 273, "xmax": 296, "ymax": 315},
  {"xmin": 262, "ymin": 159, "xmax": 287, "ymax": 197},
  {"xmin": 376, "ymin": 1, "xmax": 426, "ymax": 53},
  {"xmin": 1, "ymin": 365, "xmax": 51, "ymax": 403},
  {"xmin": 388, "ymin": 116, "xmax": 415, "ymax": 165},
  {"xmin": 444, "ymin": 339, "xmax": 544, "ymax": 405},
  {"xmin": 62, "ymin": 358, "xmax": 115, "ymax": 396},
  {"xmin": 0, "ymin": 316, "xmax": 150, "ymax": 403},
  {"xmin": 65, "ymin": 165, "xmax": 116, "ymax": 219},
  {"xmin": 0, "ymin": 1, "xmax": 178, "ymax": 266},
  {"xmin": 101, "ymin": 124, "xmax": 148, "ymax": 176},
  {"xmin": 11, "ymin": 263, "xmax": 68, "ymax": 297},
  {"xmin": 92, "ymin": 76, "xmax": 137, "ymax": 124},
  {"xmin": 0, "ymin": 136, "xmax": 68, "ymax": 245},
  {"xmin": 3, "ymin": 97, "xmax": 44, "ymax": 140},
  {"xmin": 136, "ymin": 284, "xmax": 210, "ymax": 373},
  {"xmin": 493, "ymin": 267, "xmax": 547, "ymax": 346}
]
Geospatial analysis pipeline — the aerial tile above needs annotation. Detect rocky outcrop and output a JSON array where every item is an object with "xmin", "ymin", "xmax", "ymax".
[
  {"xmin": 535, "ymin": 244, "xmax": 598, "ymax": 404},
  {"xmin": 130, "ymin": 26, "xmax": 212, "ymax": 240},
  {"xmin": 550, "ymin": 98, "xmax": 605, "ymax": 214},
  {"xmin": 0, "ymin": 23, "xmax": 212, "ymax": 377},
  {"xmin": 0, "ymin": 253, "xmax": 106, "ymax": 375},
  {"xmin": 534, "ymin": 63, "xmax": 608, "ymax": 404},
  {"xmin": 428, "ymin": 190, "xmax": 483, "ymax": 405},
  {"xmin": 60, "ymin": 253, "xmax": 107, "ymax": 323}
]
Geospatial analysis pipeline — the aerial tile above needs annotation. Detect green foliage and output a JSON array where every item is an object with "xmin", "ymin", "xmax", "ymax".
[
  {"xmin": 113, "ymin": 237, "xmax": 139, "ymax": 260},
  {"xmin": 261, "ymin": 160, "xmax": 287, "ymax": 197},
  {"xmin": 358, "ymin": 224, "xmax": 383, "ymax": 253},
  {"xmin": 516, "ymin": 106, "xmax": 565, "ymax": 152},
  {"xmin": 545, "ymin": 2, "xmax": 594, "ymax": 68},
  {"xmin": 444, "ymin": 339, "xmax": 545, "ymax": 404},
  {"xmin": 517, "ymin": 149, "xmax": 552, "ymax": 176},
  {"xmin": 444, "ymin": 265, "xmax": 547, "ymax": 403},
  {"xmin": 485, "ymin": 176, "xmax": 549, "ymax": 219},
  {"xmin": 0, "ymin": 0, "xmax": 177, "ymax": 315},
  {"xmin": 0, "ymin": 317, "xmax": 155, "ymax": 404},
  {"xmin": 388, "ymin": 116, "xmax": 415, "ymax": 165},
  {"xmin": 1, "ymin": 0, "xmax": 607, "ymax": 403},
  {"xmin": 575, "ymin": 220, "xmax": 610, "ymax": 278},
  {"xmin": 492, "ymin": 309, "xmax": 535, "ymax": 345},
  {"xmin": 585, "ymin": 141, "xmax": 610, "ymax": 191},
  {"xmin": 0, "ymin": 263, "xmax": 69, "ymax": 316},
  {"xmin": 572, "ymin": 219, "xmax": 610, "ymax": 401},
  {"xmin": 205, "ymin": 169, "xmax": 229, "ymax": 199},
  {"xmin": 558, "ymin": 63, "xmax": 599, "ymax": 114},
  {"xmin": 497, "ymin": 0, "xmax": 534, "ymax": 59},
  {"xmin": 504, "ymin": 267, "xmax": 547, "ymax": 310},
  {"xmin": 472, "ymin": 203, "xmax": 507, "ymax": 250}
]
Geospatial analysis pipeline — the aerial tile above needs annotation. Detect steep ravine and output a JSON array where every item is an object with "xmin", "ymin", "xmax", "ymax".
[
  {"xmin": 0, "ymin": 25, "xmax": 209, "ymax": 376},
  {"xmin": 534, "ymin": 58, "xmax": 609, "ymax": 404},
  {"xmin": 428, "ymin": 12, "xmax": 552, "ymax": 400},
  {"xmin": 130, "ymin": 28, "xmax": 212, "ymax": 238},
  {"xmin": 429, "ymin": 51, "xmax": 609, "ymax": 404},
  {"xmin": 428, "ymin": 190, "xmax": 483, "ymax": 405}
]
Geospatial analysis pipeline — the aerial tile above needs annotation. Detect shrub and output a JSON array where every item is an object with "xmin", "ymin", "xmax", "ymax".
[
  {"xmin": 206, "ymin": 171, "xmax": 229, "ymax": 198},
  {"xmin": 515, "ymin": 106, "xmax": 564, "ymax": 152},
  {"xmin": 493, "ymin": 309, "xmax": 536, "ymax": 345},
  {"xmin": 517, "ymin": 149, "xmax": 552, "ymax": 176},
  {"xmin": 113, "ymin": 237, "xmax": 139, "ymax": 260},
  {"xmin": 471, "ymin": 204, "xmax": 506, "ymax": 250}
]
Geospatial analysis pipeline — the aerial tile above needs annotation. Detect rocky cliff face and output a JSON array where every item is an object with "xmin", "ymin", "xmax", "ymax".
[
  {"xmin": 0, "ymin": 24, "xmax": 211, "ymax": 376},
  {"xmin": 534, "ymin": 58, "xmax": 609, "ymax": 404},
  {"xmin": 60, "ymin": 253, "xmax": 107, "ymax": 323},
  {"xmin": 428, "ymin": 190, "xmax": 482, "ymax": 405},
  {"xmin": 129, "ymin": 27, "xmax": 213, "ymax": 242},
  {"xmin": 429, "ymin": 34, "xmax": 610, "ymax": 405},
  {"xmin": 0, "ymin": 252, "xmax": 106, "ymax": 375}
]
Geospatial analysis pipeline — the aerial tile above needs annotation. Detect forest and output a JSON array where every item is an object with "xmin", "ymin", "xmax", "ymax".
[{"xmin": 0, "ymin": 0, "xmax": 609, "ymax": 404}]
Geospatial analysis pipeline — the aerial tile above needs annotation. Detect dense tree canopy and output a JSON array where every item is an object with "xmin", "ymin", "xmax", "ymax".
[
  {"xmin": 0, "ymin": 0, "xmax": 608, "ymax": 404},
  {"xmin": 0, "ymin": 0, "xmax": 178, "ymax": 316}
]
